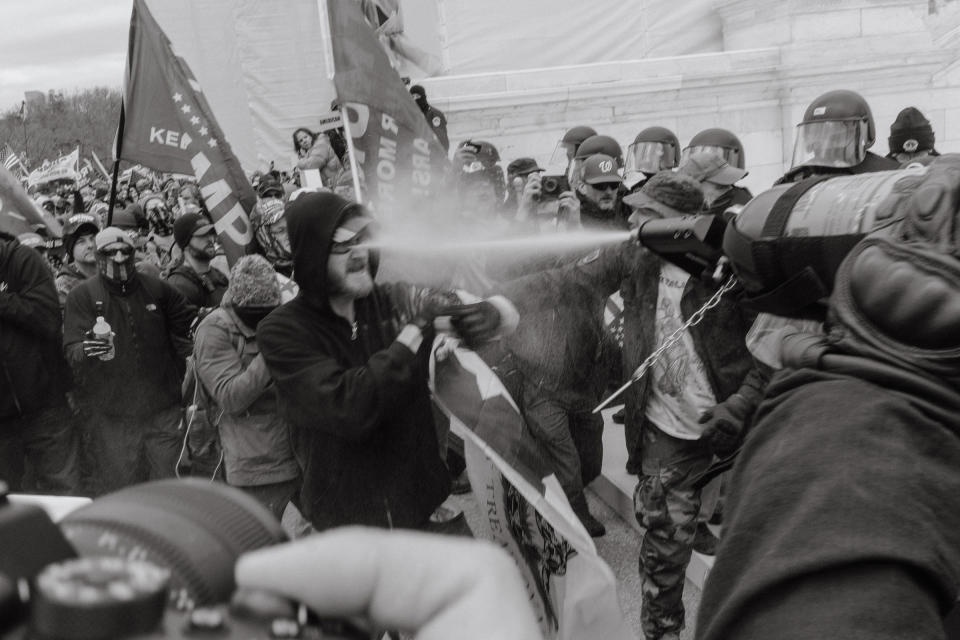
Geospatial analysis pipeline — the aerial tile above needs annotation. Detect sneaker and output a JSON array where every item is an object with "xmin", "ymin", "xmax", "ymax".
[
  {"xmin": 450, "ymin": 470, "xmax": 471, "ymax": 495},
  {"xmin": 580, "ymin": 510, "xmax": 607, "ymax": 538},
  {"xmin": 429, "ymin": 497, "xmax": 464, "ymax": 525},
  {"xmin": 692, "ymin": 522, "xmax": 719, "ymax": 556}
]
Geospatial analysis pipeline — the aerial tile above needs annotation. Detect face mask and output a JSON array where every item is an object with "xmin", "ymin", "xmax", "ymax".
[
  {"xmin": 97, "ymin": 249, "xmax": 137, "ymax": 285},
  {"xmin": 233, "ymin": 306, "xmax": 275, "ymax": 330}
]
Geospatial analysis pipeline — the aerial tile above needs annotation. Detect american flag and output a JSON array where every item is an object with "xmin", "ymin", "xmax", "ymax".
[{"xmin": 1, "ymin": 145, "xmax": 22, "ymax": 172}]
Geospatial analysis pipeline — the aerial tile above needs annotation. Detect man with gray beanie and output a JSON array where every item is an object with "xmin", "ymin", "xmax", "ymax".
[
  {"xmin": 497, "ymin": 171, "xmax": 765, "ymax": 640},
  {"xmin": 63, "ymin": 227, "xmax": 196, "ymax": 495},
  {"xmin": 193, "ymin": 255, "xmax": 299, "ymax": 519}
]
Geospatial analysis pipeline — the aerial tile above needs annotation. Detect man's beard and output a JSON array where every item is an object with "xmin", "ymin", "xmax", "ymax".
[
  {"xmin": 596, "ymin": 196, "xmax": 616, "ymax": 211},
  {"xmin": 187, "ymin": 243, "xmax": 217, "ymax": 262},
  {"xmin": 329, "ymin": 261, "xmax": 374, "ymax": 299}
]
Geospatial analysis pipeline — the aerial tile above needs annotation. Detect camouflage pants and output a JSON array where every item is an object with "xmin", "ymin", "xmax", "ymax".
[{"xmin": 634, "ymin": 425, "xmax": 712, "ymax": 640}]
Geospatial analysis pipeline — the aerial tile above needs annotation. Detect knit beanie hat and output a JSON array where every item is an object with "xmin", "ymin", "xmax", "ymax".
[
  {"xmin": 227, "ymin": 254, "xmax": 281, "ymax": 308},
  {"xmin": 888, "ymin": 107, "xmax": 935, "ymax": 155},
  {"xmin": 622, "ymin": 170, "xmax": 704, "ymax": 216}
]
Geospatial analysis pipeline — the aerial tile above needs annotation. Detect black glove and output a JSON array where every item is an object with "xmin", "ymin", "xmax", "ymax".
[
  {"xmin": 82, "ymin": 338, "xmax": 113, "ymax": 359},
  {"xmin": 698, "ymin": 393, "xmax": 752, "ymax": 459},
  {"xmin": 447, "ymin": 301, "xmax": 501, "ymax": 348}
]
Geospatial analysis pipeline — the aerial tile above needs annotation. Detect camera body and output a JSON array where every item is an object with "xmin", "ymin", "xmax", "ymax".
[
  {"xmin": 0, "ymin": 480, "xmax": 367, "ymax": 640},
  {"xmin": 538, "ymin": 174, "xmax": 569, "ymax": 202}
]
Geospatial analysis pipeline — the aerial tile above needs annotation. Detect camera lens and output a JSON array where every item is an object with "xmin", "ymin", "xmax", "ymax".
[
  {"xmin": 60, "ymin": 479, "xmax": 287, "ymax": 607},
  {"xmin": 542, "ymin": 177, "xmax": 558, "ymax": 193}
]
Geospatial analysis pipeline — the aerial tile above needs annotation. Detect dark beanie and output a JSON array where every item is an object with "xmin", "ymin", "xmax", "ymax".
[{"xmin": 888, "ymin": 107, "xmax": 935, "ymax": 155}]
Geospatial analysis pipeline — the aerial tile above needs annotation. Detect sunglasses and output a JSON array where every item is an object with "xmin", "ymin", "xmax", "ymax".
[
  {"xmin": 591, "ymin": 182, "xmax": 620, "ymax": 192},
  {"xmin": 99, "ymin": 247, "xmax": 134, "ymax": 258}
]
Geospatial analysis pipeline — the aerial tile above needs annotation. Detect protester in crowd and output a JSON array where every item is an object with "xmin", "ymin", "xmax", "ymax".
[
  {"xmin": 178, "ymin": 182, "xmax": 205, "ymax": 216},
  {"xmin": 504, "ymin": 157, "xmax": 546, "ymax": 222},
  {"xmin": 678, "ymin": 151, "xmax": 752, "ymax": 219},
  {"xmin": 410, "ymin": 83, "xmax": 449, "ymax": 151},
  {"xmin": 257, "ymin": 192, "xmax": 518, "ymax": 534},
  {"xmin": 140, "ymin": 192, "xmax": 176, "ymax": 270},
  {"xmin": 0, "ymin": 229, "xmax": 79, "ymax": 495},
  {"xmin": 778, "ymin": 89, "xmax": 899, "ymax": 184},
  {"xmin": 575, "ymin": 153, "xmax": 629, "ymax": 231},
  {"xmin": 293, "ymin": 126, "xmax": 343, "ymax": 187},
  {"xmin": 886, "ymin": 106, "xmax": 940, "ymax": 166},
  {"xmin": 498, "ymin": 171, "xmax": 767, "ymax": 640},
  {"xmin": 192, "ymin": 255, "xmax": 299, "ymax": 519},
  {"xmin": 166, "ymin": 212, "xmax": 229, "ymax": 311},
  {"xmin": 571, "ymin": 135, "xmax": 624, "ymax": 190},
  {"xmin": 327, "ymin": 100, "xmax": 349, "ymax": 163},
  {"xmin": 249, "ymin": 176, "xmax": 294, "ymax": 277},
  {"xmin": 63, "ymin": 227, "xmax": 195, "ymax": 495},
  {"xmin": 55, "ymin": 213, "xmax": 101, "ymax": 307}
]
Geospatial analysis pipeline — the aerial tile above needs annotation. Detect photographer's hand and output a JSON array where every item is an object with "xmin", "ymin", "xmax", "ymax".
[
  {"xmin": 557, "ymin": 191, "xmax": 581, "ymax": 229},
  {"xmin": 517, "ymin": 174, "xmax": 542, "ymax": 221},
  {"xmin": 236, "ymin": 527, "xmax": 542, "ymax": 640}
]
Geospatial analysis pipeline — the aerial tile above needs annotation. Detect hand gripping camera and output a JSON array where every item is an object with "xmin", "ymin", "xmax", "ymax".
[{"xmin": 0, "ymin": 479, "xmax": 366, "ymax": 640}]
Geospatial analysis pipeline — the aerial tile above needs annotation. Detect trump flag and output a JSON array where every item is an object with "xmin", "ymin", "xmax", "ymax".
[{"xmin": 116, "ymin": 0, "xmax": 255, "ymax": 265}]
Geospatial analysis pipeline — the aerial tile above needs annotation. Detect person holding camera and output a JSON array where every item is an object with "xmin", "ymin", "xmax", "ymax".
[
  {"xmin": 257, "ymin": 192, "xmax": 518, "ymax": 534},
  {"xmin": 63, "ymin": 227, "xmax": 196, "ymax": 496}
]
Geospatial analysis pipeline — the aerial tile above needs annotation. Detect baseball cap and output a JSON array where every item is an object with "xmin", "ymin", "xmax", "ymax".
[
  {"xmin": 678, "ymin": 151, "xmax": 748, "ymax": 186},
  {"xmin": 581, "ymin": 153, "xmax": 622, "ymax": 186},
  {"xmin": 95, "ymin": 227, "xmax": 136, "ymax": 251},
  {"xmin": 506, "ymin": 157, "xmax": 544, "ymax": 178},
  {"xmin": 18, "ymin": 233, "xmax": 45, "ymax": 249},
  {"xmin": 257, "ymin": 175, "xmax": 284, "ymax": 198},
  {"xmin": 63, "ymin": 214, "xmax": 101, "ymax": 257},
  {"xmin": 173, "ymin": 212, "xmax": 215, "ymax": 249},
  {"xmin": 622, "ymin": 171, "xmax": 704, "ymax": 217},
  {"xmin": 332, "ymin": 213, "xmax": 373, "ymax": 243}
]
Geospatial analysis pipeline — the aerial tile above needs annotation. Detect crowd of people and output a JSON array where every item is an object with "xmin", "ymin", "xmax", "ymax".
[{"xmin": 1, "ymin": 84, "xmax": 956, "ymax": 640}]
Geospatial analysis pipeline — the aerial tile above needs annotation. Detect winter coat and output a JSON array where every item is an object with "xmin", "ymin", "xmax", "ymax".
[
  {"xmin": 257, "ymin": 192, "xmax": 450, "ymax": 531},
  {"xmin": 502, "ymin": 242, "xmax": 763, "ymax": 470},
  {"xmin": 193, "ymin": 303, "xmax": 299, "ymax": 487},
  {"xmin": 0, "ymin": 236, "xmax": 68, "ymax": 418},
  {"xmin": 166, "ymin": 262, "xmax": 229, "ymax": 310},
  {"xmin": 55, "ymin": 262, "xmax": 93, "ymax": 308},
  {"xmin": 421, "ymin": 104, "xmax": 449, "ymax": 151},
  {"xmin": 296, "ymin": 134, "xmax": 343, "ymax": 187},
  {"xmin": 696, "ymin": 365, "xmax": 960, "ymax": 640},
  {"xmin": 63, "ymin": 272, "xmax": 195, "ymax": 418}
]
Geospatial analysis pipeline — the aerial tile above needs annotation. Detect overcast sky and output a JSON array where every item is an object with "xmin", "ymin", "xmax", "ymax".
[{"xmin": 0, "ymin": 0, "xmax": 131, "ymax": 112}]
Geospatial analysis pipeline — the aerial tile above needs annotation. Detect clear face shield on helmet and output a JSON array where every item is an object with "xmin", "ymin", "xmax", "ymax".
[
  {"xmin": 625, "ymin": 141, "xmax": 678, "ymax": 176},
  {"xmin": 681, "ymin": 144, "xmax": 741, "ymax": 170},
  {"xmin": 790, "ymin": 119, "xmax": 868, "ymax": 170},
  {"xmin": 548, "ymin": 141, "xmax": 577, "ymax": 168}
]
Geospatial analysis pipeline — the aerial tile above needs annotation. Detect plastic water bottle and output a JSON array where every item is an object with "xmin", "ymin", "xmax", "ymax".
[{"xmin": 93, "ymin": 301, "xmax": 114, "ymax": 361}]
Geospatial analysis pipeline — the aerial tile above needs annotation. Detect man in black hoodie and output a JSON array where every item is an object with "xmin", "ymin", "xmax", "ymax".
[
  {"xmin": 0, "ymin": 230, "xmax": 78, "ymax": 494},
  {"xmin": 257, "ymin": 192, "xmax": 516, "ymax": 532}
]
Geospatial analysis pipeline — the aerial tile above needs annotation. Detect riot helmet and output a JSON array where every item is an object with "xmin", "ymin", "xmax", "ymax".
[
  {"xmin": 625, "ymin": 126, "xmax": 680, "ymax": 177},
  {"xmin": 790, "ymin": 90, "xmax": 876, "ymax": 171},
  {"xmin": 569, "ymin": 135, "xmax": 623, "ymax": 190},
  {"xmin": 548, "ymin": 125, "xmax": 598, "ymax": 167},
  {"xmin": 681, "ymin": 128, "xmax": 746, "ymax": 170}
]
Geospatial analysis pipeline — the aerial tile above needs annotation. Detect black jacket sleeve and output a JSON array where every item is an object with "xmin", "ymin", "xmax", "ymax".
[
  {"xmin": 0, "ymin": 245, "xmax": 60, "ymax": 340},
  {"xmin": 159, "ymin": 280, "xmax": 196, "ymax": 361},
  {"xmin": 257, "ymin": 305, "xmax": 425, "ymax": 443}
]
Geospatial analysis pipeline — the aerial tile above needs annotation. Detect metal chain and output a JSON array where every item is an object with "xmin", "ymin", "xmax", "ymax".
[
  {"xmin": 629, "ymin": 275, "xmax": 739, "ymax": 383},
  {"xmin": 593, "ymin": 275, "xmax": 739, "ymax": 414}
]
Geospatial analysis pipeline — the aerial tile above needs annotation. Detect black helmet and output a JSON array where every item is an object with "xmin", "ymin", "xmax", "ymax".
[
  {"xmin": 561, "ymin": 125, "xmax": 598, "ymax": 147},
  {"xmin": 682, "ymin": 128, "xmax": 745, "ymax": 170},
  {"xmin": 626, "ymin": 126, "xmax": 680, "ymax": 176},
  {"xmin": 790, "ymin": 90, "xmax": 875, "ymax": 170},
  {"xmin": 574, "ymin": 135, "xmax": 623, "ymax": 165}
]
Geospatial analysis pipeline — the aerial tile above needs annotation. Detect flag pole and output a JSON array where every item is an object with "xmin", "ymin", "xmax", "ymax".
[
  {"xmin": 319, "ymin": 0, "xmax": 363, "ymax": 205},
  {"xmin": 106, "ymin": 102, "xmax": 126, "ymax": 227}
]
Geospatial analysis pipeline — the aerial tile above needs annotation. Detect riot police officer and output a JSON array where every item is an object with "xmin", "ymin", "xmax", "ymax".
[{"xmin": 624, "ymin": 126, "xmax": 681, "ymax": 192}]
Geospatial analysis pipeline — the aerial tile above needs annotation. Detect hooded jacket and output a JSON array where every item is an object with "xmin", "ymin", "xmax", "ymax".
[
  {"xmin": 256, "ymin": 192, "xmax": 451, "ymax": 531},
  {"xmin": 0, "ymin": 234, "xmax": 69, "ymax": 419}
]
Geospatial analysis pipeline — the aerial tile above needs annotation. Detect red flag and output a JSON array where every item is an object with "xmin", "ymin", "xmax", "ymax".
[
  {"xmin": 116, "ymin": 0, "xmax": 255, "ymax": 265},
  {"xmin": 325, "ymin": 0, "xmax": 450, "ymax": 219}
]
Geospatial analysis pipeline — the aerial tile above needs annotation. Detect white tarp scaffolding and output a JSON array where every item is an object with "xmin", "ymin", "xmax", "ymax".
[{"xmin": 148, "ymin": 0, "xmax": 720, "ymax": 173}]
